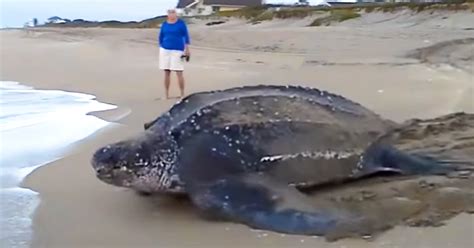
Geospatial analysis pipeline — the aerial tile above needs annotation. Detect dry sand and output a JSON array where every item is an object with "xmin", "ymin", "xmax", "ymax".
[{"xmin": 1, "ymin": 9, "xmax": 473, "ymax": 248}]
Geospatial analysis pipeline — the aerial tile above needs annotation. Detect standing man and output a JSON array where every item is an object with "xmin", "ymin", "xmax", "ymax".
[{"xmin": 159, "ymin": 8, "xmax": 190, "ymax": 99}]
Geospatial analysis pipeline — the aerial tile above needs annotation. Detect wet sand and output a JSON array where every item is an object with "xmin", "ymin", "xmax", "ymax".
[{"xmin": 1, "ymin": 9, "xmax": 474, "ymax": 248}]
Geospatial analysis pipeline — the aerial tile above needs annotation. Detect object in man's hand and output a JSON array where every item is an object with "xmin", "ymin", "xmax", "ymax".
[{"xmin": 181, "ymin": 55, "xmax": 190, "ymax": 62}]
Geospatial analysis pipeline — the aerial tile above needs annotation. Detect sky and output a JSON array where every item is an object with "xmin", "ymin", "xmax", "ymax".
[
  {"xmin": 0, "ymin": 0, "xmax": 330, "ymax": 28},
  {"xmin": 0, "ymin": 0, "xmax": 177, "ymax": 27}
]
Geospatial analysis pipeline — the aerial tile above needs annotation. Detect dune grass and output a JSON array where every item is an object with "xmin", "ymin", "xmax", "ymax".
[{"xmin": 309, "ymin": 9, "xmax": 361, "ymax": 27}]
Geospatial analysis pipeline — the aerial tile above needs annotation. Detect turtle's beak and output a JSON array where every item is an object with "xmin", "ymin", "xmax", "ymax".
[{"xmin": 91, "ymin": 145, "xmax": 134, "ymax": 187}]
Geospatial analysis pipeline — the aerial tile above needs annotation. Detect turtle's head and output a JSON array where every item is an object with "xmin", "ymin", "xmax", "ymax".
[{"xmin": 91, "ymin": 132, "xmax": 183, "ymax": 193}]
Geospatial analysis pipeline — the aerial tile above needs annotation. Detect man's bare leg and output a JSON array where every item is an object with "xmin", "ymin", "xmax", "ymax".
[
  {"xmin": 164, "ymin": 70, "xmax": 171, "ymax": 99},
  {"xmin": 176, "ymin": 71, "xmax": 185, "ymax": 98}
]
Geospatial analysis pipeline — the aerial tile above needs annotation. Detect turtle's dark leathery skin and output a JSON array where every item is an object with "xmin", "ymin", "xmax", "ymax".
[{"xmin": 91, "ymin": 85, "xmax": 463, "ymax": 239}]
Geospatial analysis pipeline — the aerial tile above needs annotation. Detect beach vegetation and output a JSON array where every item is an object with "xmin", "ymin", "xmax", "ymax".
[
  {"xmin": 251, "ymin": 11, "xmax": 274, "ymax": 23},
  {"xmin": 309, "ymin": 9, "xmax": 361, "ymax": 27}
]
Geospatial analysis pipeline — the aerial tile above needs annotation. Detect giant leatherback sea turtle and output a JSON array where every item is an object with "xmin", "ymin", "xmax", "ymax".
[{"xmin": 91, "ymin": 85, "xmax": 470, "ymax": 238}]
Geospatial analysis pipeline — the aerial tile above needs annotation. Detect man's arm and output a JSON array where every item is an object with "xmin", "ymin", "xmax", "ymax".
[
  {"xmin": 158, "ymin": 24, "xmax": 164, "ymax": 46},
  {"xmin": 182, "ymin": 21, "xmax": 190, "ymax": 54}
]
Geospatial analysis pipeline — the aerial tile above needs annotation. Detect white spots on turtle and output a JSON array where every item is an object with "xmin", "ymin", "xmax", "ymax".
[
  {"xmin": 327, "ymin": 96, "xmax": 333, "ymax": 101},
  {"xmin": 164, "ymin": 161, "xmax": 173, "ymax": 170},
  {"xmin": 320, "ymin": 91, "xmax": 325, "ymax": 96},
  {"xmin": 240, "ymin": 160, "xmax": 246, "ymax": 165},
  {"xmin": 225, "ymin": 126, "xmax": 230, "ymax": 130},
  {"xmin": 135, "ymin": 153, "xmax": 140, "ymax": 157},
  {"xmin": 228, "ymin": 143, "xmax": 233, "ymax": 147},
  {"xmin": 135, "ymin": 159, "xmax": 146, "ymax": 167},
  {"xmin": 202, "ymin": 108, "xmax": 212, "ymax": 114},
  {"xmin": 260, "ymin": 155, "xmax": 284, "ymax": 162},
  {"xmin": 184, "ymin": 99, "xmax": 189, "ymax": 103},
  {"xmin": 213, "ymin": 130, "xmax": 220, "ymax": 135},
  {"xmin": 196, "ymin": 110, "xmax": 202, "ymax": 117},
  {"xmin": 235, "ymin": 140, "xmax": 241, "ymax": 144},
  {"xmin": 158, "ymin": 171, "xmax": 168, "ymax": 186},
  {"xmin": 236, "ymin": 149, "xmax": 241, "ymax": 154},
  {"xmin": 211, "ymin": 148, "xmax": 217, "ymax": 152},
  {"xmin": 190, "ymin": 119, "xmax": 196, "ymax": 124},
  {"xmin": 167, "ymin": 131, "xmax": 173, "ymax": 135},
  {"xmin": 219, "ymin": 151, "xmax": 228, "ymax": 157},
  {"xmin": 351, "ymin": 155, "xmax": 365, "ymax": 176},
  {"xmin": 294, "ymin": 212, "xmax": 303, "ymax": 217},
  {"xmin": 297, "ymin": 182, "xmax": 309, "ymax": 187},
  {"xmin": 180, "ymin": 130, "xmax": 186, "ymax": 135},
  {"xmin": 357, "ymin": 155, "xmax": 364, "ymax": 169},
  {"xmin": 261, "ymin": 151, "xmax": 356, "ymax": 163},
  {"xmin": 195, "ymin": 125, "xmax": 201, "ymax": 131},
  {"xmin": 224, "ymin": 195, "xmax": 230, "ymax": 200}
]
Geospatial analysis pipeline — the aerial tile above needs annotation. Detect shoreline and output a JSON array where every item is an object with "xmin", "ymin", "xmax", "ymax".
[
  {"xmin": 0, "ymin": 81, "xmax": 122, "ymax": 248},
  {"xmin": 1, "ymin": 11, "xmax": 473, "ymax": 247}
]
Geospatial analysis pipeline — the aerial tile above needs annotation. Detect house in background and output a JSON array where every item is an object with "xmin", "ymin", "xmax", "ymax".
[{"xmin": 177, "ymin": 0, "xmax": 263, "ymax": 17}]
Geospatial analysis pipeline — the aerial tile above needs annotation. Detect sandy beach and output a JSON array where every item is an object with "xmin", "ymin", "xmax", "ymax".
[{"xmin": 1, "ymin": 8, "xmax": 473, "ymax": 248}]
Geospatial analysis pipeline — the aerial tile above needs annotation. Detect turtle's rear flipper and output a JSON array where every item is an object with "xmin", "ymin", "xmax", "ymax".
[
  {"xmin": 188, "ymin": 173, "xmax": 385, "ymax": 239},
  {"xmin": 355, "ymin": 143, "xmax": 474, "ymax": 178}
]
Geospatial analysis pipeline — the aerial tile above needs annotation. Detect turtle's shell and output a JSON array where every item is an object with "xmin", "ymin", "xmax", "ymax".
[{"xmin": 146, "ymin": 85, "xmax": 396, "ymax": 187}]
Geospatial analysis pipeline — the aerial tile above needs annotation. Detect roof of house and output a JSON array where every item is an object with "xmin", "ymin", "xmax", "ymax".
[
  {"xmin": 177, "ymin": 0, "xmax": 262, "ymax": 8},
  {"xmin": 203, "ymin": 0, "xmax": 262, "ymax": 6},
  {"xmin": 176, "ymin": 0, "xmax": 196, "ymax": 8}
]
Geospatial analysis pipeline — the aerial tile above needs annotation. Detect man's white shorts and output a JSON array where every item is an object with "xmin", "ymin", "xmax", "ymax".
[{"xmin": 159, "ymin": 47, "xmax": 184, "ymax": 71}]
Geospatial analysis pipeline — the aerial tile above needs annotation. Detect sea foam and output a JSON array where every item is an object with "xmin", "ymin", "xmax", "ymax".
[{"xmin": 0, "ymin": 81, "xmax": 116, "ymax": 248}]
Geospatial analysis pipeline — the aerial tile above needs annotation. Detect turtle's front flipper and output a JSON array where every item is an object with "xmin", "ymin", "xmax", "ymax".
[{"xmin": 187, "ymin": 173, "xmax": 383, "ymax": 238}]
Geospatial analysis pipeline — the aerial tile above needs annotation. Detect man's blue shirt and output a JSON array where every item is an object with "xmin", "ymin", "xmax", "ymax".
[{"xmin": 159, "ymin": 19, "xmax": 190, "ymax": 51}]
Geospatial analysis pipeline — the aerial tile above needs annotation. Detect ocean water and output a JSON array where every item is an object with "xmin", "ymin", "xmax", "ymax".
[{"xmin": 0, "ymin": 81, "xmax": 116, "ymax": 248}]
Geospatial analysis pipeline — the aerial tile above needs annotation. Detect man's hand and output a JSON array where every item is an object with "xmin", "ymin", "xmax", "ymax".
[{"xmin": 184, "ymin": 46, "xmax": 190, "ymax": 56}]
